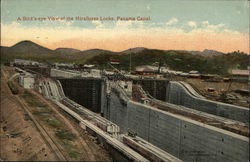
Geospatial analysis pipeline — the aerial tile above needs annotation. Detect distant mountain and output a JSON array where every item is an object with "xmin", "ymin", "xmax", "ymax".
[
  {"xmin": 1, "ymin": 40, "xmax": 248, "ymax": 76},
  {"xmin": 188, "ymin": 49, "xmax": 225, "ymax": 57},
  {"xmin": 120, "ymin": 47, "xmax": 147, "ymax": 54},
  {"xmin": 1, "ymin": 40, "xmax": 227, "ymax": 58},
  {"xmin": 1, "ymin": 41, "xmax": 117, "ymax": 60},
  {"xmin": 81, "ymin": 48, "xmax": 114, "ymax": 54},
  {"xmin": 3, "ymin": 40, "xmax": 55, "ymax": 56},
  {"xmin": 55, "ymin": 48, "xmax": 81, "ymax": 55},
  {"xmin": 0, "ymin": 46, "xmax": 9, "ymax": 54},
  {"xmin": 73, "ymin": 49, "xmax": 116, "ymax": 59},
  {"xmin": 0, "ymin": 40, "xmax": 231, "ymax": 64}
]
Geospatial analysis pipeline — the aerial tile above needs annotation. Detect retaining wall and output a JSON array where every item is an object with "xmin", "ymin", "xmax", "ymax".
[
  {"xmin": 59, "ymin": 78, "xmax": 102, "ymax": 113},
  {"xmin": 105, "ymin": 90, "xmax": 249, "ymax": 162},
  {"xmin": 133, "ymin": 79, "xmax": 167, "ymax": 101},
  {"xmin": 166, "ymin": 81, "xmax": 249, "ymax": 124},
  {"xmin": 50, "ymin": 68, "xmax": 80, "ymax": 78}
]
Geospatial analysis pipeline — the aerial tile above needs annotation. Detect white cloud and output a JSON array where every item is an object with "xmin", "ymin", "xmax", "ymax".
[
  {"xmin": 115, "ymin": 20, "xmax": 133, "ymax": 28},
  {"xmin": 187, "ymin": 20, "xmax": 226, "ymax": 33},
  {"xmin": 92, "ymin": 20, "xmax": 104, "ymax": 28},
  {"xmin": 187, "ymin": 21, "xmax": 197, "ymax": 28},
  {"xmin": 1, "ymin": 21, "xmax": 248, "ymax": 53},
  {"xmin": 0, "ymin": 20, "xmax": 244, "ymax": 48},
  {"xmin": 201, "ymin": 21, "xmax": 209, "ymax": 25},
  {"xmin": 1, "ymin": 20, "xmax": 236, "ymax": 38},
  {"xmin": 199, "ymin": 23, "xmax": 226, "ymax": 32},
  {"xmin": 207, "ymin": 23, "xmax": 225, "ymax": 29},
  {"xmin": 166, "ymin": 18, "xmax": 178, "ymax": 25},
  {"xmin": 115, "ymin": 20, "xmax": 144, "ymax": 29},
  {"xmin": 9, "ymin": 21, "xmax": 21, "ymax": 26},
  {"xmin": 58, "ymin": 19, "xmax": 73, "ymax": 26}
]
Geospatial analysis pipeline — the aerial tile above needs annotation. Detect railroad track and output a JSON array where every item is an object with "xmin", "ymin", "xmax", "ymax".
[
  {"xmin": 40, "ymin": 77, "xmax": 149, "ymax": 161},
  {"xmin": 29, "ymin": 89, "xmax": 102, "ymax": 161},
  {"xmin": 14, "ymin": 96, "xmax": 67, "ymax": 161},
  {"xmin": 41, "ymin": 79, "xmax": 120, "ymax": 135},
  {"xmin": 2, "ymin": 70, "xmax": 67, "ymax": 161}
]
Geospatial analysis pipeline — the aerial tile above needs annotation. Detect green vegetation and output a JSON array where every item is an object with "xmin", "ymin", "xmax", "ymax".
[
  {"xmin": 22, "ymin": 91, "xmax": 53, "ymax": 122},
  {"xmin": 55, "ymin": 129, "xmax": 80, "ymax": 158},
  {"xmin": 22, "ymin": 90, "xmax": 47, "ymax": 107},
  {"xmin": 86, "ymin": 50, "xmax": 249, "ymax": 75},
  {"xmin": 47, "ymin": 118, "xmax": 63, "ymax": 128},
  {"xmin": 7, "ymin": 81, "xmax": 19, "ymax": 94},
  {"xmin": 62, "ymin": 140, "xmax": 80, "ymax": 158},
  {"xmin": 0, "ymin": 53, "xmax": 82, "ymax": 64},
  {"xmin": 55, "ymin": 129, "xmax": 76, "ymax": 141},
  {"xmin": 2, "ymin": 48, "xmax": 248, "ymax": 75},
  {"xmin": 19, "ymin": 90, "xmax": 80, "ymax": 159}
]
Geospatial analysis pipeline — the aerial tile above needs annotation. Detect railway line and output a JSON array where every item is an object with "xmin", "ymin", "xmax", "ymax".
[
  {"xmin": 41, "ymin": 79, "xmax": 120, "ymax": 136},
  {"xmin": 11, "ymin": 67, "xmax": 187, "ymax": 161},
  {"xmin": 4, "ymin": 65, "xmax": 248, "ymax": 162},
  {"xmin": 38, "ymin": 72, "xmax": 182, "ymax": 161},
  {"xmin": 1, "ymin": 68, "xmax": 66, "ymax": 161},
  {"xmin": 14, "ymin": 96, "xmax": 67, "ymax": 161},
  {"xmin": 38, "ymin": 77, "xmax": 151, "ymax": 161}
]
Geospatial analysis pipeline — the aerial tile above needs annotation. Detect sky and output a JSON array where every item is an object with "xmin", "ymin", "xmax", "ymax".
[{"xmin": 1, "ymin": 0, "xmax": 249, "ymax": 53}]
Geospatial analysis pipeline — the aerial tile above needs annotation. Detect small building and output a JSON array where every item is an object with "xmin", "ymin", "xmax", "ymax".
[
  {"xmin": 189, "ymin": 70, "xmax": 199, "ymax": 74},
  {"xmin": 200, "ymin": 74, "xmax": 216, "ymax": 80},
  {"xmin": 84, "ymin": 64, "xmax": 95, "ymax": 68},
  {"xmin": 110, "ymin": 59, "xmax": 120, "ymax": 65},
  {"xmin": 180, "ymin": 73, "xmax": 189, "ymax": 77},
  {"xmin": 135, "ymin": 65, "xmax": 158, "ymax": 75},
  {"xmin": 54, "ymin": 63, "xmax": 74, "ymax": 69},
  {"xmin": 19, "ymin": 73, "xmax": 35, "ymax": 89},
  {"xmin": 188, "ymin": 73, "xmax": 201, "ymax": 78},
  {"xmin": 163, "ymin": 70, "xmax": 183, "ymax": 76},
  {"xmin": 231, "ymin": 69, "xmax": 249, "ymax": 82},
  {"xmin": 14, "ymin": 59, "xmax": 39, "ymax": 66},
  {"xmin": 188, "ymin": 70, "xmax": 200, "ymax": 78},
  {"xmin": 90, "ymin": 69, "xmax": 101, "ymax": 78}
]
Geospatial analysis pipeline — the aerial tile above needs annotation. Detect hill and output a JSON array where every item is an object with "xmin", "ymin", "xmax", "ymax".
[
  {"xmin": 1, "ymin": 41, "xmax": 116, "ymax": 62},
  {"xmin": 55, "ymin": 48, "xmax": 81, "ymax": 55},
  {"xmin": 86, "ymin": 49, "xmax": 249, "ymax": 75},
  {"xmin": 1, "ymin": 40, "xmax": 248, "ymax": 74},
  {"xmin": 120, "ymin": 47, "xmax": 147, "ymax": 54},
  {"xmin": 73, "ymin": 49, "xmax": 116, "ymax": 59},
  {"xmin": 188, "ymin": 49, "xmax": 225, "ymax": 57},
  {"xmin": 4, "ymin": 40, "xmax": 55, "ymax": 56}
]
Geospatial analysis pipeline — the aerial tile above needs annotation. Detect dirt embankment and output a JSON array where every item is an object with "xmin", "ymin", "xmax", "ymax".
[
  {"xmin": 186, "ymin": 79, "xmax": 249, "ymax": 108},
  {"xmin": 1, "ymin": 67, "xmax": 58, "ymax": 161},
  {"xmin": 0, "ymin": 66, "xmax": 111, "ymax": 161}
]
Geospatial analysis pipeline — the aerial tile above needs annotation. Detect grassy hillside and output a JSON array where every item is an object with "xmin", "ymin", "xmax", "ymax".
[
  {"xmin": 0, "ymin": 40, "xmax": 115, "ymax": 64},
  {"xmin": 1, "ymin": 43, "xmax": 248, "ymax": 75},
  {"xmin": 86, "ymin": 49, "xmax": 249, "ymax": 75}
]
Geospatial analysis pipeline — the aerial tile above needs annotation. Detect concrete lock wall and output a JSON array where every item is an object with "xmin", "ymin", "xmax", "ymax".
[
  {"xmin": 134, "ymin": 79, "xmax": 248, "ymax": 124},
  {"xmin": 59, "ymin": 78, "xmax": 102, "ymax": 113},
  {"xmin": 56, "ymin": 75, "xmax": 248, "ymax": 161},
  {"xmin": 25, "ymin": 66, "xmax": 51, "ymax": 76},
  {"xmin": 105, "ymin": 91, "xmax": 249, "ymax": 162},
  {"xmin": 166, "ymin": 81, "xmax": 249, "ymax": 124},
  {"xmin": 133, "ymin": 79, "xmax": 167, "ymax": 101},
  {"xmin": 51, "ymin": 68, "xmax": 80, "ymax": 78}
]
